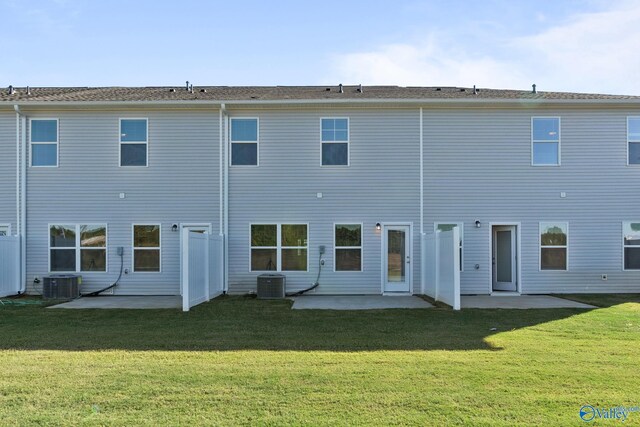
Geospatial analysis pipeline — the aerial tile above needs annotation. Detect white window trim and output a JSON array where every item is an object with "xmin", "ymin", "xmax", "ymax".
[
  {"xmin": 320, "ymin": 117, "xmax": 350, "ymax": 167},
  {"xmin": 249, "ymin": 222, "xmax": 309, "ymax": 272},
  {"xmin": 627, "ymin": 117, "xmax": 640, "ymax": 166},
  {"xmin": 333, "ymin": 222, "xmax": 363, "ymax": 272},
  {"xmin": 434, "ymin": 222, "xmax": 464, "ymax": 272},
  {"xmin": 622, "ymin": 221, "xmax": 640, "ymax": 271},
  {"xmin": 531, "ymin": 117, "xmax": 561, "ymax": 167},
  {"xmin": 539, "ymin": 222, "xmax": 568, "ymax": 271},
  {"xmin": 0, "ymin": 224, "xmax": 11, "ymax": 236},
  {"xmin": 132, "ymin": 223, "xmax": 162, "ymax": 273},
  {"xmin": 230, "ymin": 117, "xmax": 260, "ymax": 167},
  {"xmin": 29, "ymin": 118, "xmax": 59, "ymax": 168},
  {"xmin": 48, "ymin": 223, "xmax": 108, "ymax": 273},
  {"xmin": 119, "ymin": 118, "xmax": 149, "ymax": 168}
]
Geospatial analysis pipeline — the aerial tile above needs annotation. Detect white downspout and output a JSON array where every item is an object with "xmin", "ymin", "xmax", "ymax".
[
  {"xmin": 419, "ymin": 107, "xmax": 424, "ymax": 294},
  {"xmin": 419, "ymin": 107, "xmax": 424, "ymax": 236},
  {"xmin": 20, "ymin": 115, "xmax": 26, "ymax": 293},
  {"xmin": 14, "ymin": 106, "xmax": 20, "ymax": 239},
  {"xmin": 219, "ymin": 104, "xmax": 225, "ymax": 237},
  {"xmin": 13, "ymin": 105, "xmax": 27, "ymax": 294},
  {"xmin": 223, "ymin": 112, "xmax": 229, "ymax": 293}
]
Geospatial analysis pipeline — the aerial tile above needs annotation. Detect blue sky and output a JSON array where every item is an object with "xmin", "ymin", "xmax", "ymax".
[{"xmin": 2, "ymin": 0, "xmax": 639, "ymax": 94}]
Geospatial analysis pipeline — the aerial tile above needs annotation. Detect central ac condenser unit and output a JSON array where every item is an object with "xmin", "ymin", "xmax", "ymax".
[
  {"xmin": 257, "ymin": 274, "xmax": 286, "ymax": 299},
  {"xmin": 43, "ymin": 275, "xmax": 81, "ymax": 299}
]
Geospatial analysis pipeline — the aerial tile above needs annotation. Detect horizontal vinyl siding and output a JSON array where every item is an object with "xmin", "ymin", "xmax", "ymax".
[
  {"xmin": 0, "ymin": 114, "xmax": 17, "ymax": 234},
  {"xmin": 228, "ymin": 108, "xmax": 421, "ymax": 294},
  {"xmin": 25, "ymin": 109, "xmax": 220, "ymax": 295},
  {"xmin": 424, "ymin": 108, "xmax": 640, "ymax": 294}
]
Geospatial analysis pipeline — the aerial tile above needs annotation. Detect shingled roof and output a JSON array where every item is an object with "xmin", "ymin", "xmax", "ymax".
[{"xmin": 1, "ymin": 85, "xmax": 639, "ymax": 103}]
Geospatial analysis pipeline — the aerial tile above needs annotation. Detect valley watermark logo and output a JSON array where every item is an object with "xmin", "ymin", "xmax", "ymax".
[{"xmin": 580, "ymin": 405, "xmax": 639, "ymax": 422}]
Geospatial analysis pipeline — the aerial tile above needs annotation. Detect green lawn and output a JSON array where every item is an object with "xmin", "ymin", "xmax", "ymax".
[{"xmin": 0, "ymin": 295, "xmax": 638, "ymax": 426}]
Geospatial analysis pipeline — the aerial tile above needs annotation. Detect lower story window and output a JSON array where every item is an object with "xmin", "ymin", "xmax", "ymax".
[
  {"xmin": 623, "ymin": 222, "xmax": 640, "ymax": 270},
  {"xmin": 133, "ymin": 224, "xmax": 161, "ymax": 272},
  {"xmin": 0, "ymin": 224, "xmax": 10, "ymax": 236},
  {"xmin": 334, "ymin": 224, "xmax": 362, "ymax": 271},
  {"xmin": 251, "ymin": 223, "xmax": 308, "ymax": 272},
  {"xmin": 540, "ymin": 222, "xmax": 567, "ymax": 270},
  {"xmin": 49, "ymin": 224, "xmax": 107, "ymax": 272}
]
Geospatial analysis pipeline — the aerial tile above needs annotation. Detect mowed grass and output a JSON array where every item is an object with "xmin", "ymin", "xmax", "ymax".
[{"xmin": 0, "ymin": 296, "xmax": 638, "ymax": 426}]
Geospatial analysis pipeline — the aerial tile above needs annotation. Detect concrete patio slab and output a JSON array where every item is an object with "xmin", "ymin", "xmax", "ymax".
[
  {"xmin": 48, "ymin": 296, "xmax": 182, "ymax": 309},
  {"xmin": 291, "ymin": 295, "xmax": 433, "ymax": 310},
  {"xmin": 461, "ymin": 295, "xmax": 595, "ymax": 309}
]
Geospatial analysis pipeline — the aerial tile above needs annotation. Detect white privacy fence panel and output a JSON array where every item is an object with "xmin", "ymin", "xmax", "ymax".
[
  {"xmin": 0, "ymin": 236, "xmax": 20, "ymax": 297},
  {"xmin": 182, "ymin": 232, "xmax": 224, "ymax": 312},
  {"xmin": 421, "ymin": 229, "xmax": 460, "ymax": 310},
  {"xmin": 208, "ymin": 235, "xmax": 224, "ymax": 299}
]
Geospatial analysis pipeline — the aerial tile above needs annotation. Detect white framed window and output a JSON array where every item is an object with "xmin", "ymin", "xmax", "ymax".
[
  {"xmin": 539, "ymin": 222, "xmax": 568, "ymax": 271},
  {"xmin": 334, "ymin": 223, "xmax": 362, "ymax": 271},
  {"xmin": 532, "ymin": 117, "xmax": 560, "ymax": 166},
  {"xmin": 435, "ymin": 222, "xmax": 463, "ymax": 271},
  {"xmin": 133, "ymin": 224, "xmax": 161, "ymax": 272},
  {"xmin": 250, "ymin": 223, "xmax": 308, "ymax": 272},
  {"xmin": 623, "ymin": 222, "xmax": 640, "ymax": 270},
  {"xmin": 321, "ymin": 118, "xmax": 349, "ymax": 166},
  {"xmin": 30, "ymin": 119, "xmax": 59, "ymax": 167},
  {"xmin": 231, "ymin": 118, "xmax": 259, "ymax": 166},
  {"xmin": 627, "ymin": 117, "xmax": 640, "ymax": 165},
  {"xmin": 49, "ymin": 224, "xmax": 107, "ymax": 272},
  {"xmin": 120, "ymin": 118, "xmax": 148, "ymax": 167},
  {"xmin": 0, "ymin": 224, "xmax": 11, "ymax": 236}
]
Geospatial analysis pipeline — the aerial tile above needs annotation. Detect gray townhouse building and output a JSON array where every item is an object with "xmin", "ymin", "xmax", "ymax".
[{"xmin": 1, "ymin": 84, "xmax": 639, "ymax": 298}]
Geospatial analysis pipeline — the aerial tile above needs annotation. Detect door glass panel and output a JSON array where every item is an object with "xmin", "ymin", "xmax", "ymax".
[
  {"xmin": 387, "ymin": 229, "xmax": 406, "ymax": 283},
  {"xmin": 496, "ymin": 230, "xmax": 512, "ymax": 282}
]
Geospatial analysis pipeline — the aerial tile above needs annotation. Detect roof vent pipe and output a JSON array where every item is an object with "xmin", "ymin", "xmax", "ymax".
[
  {"xmin": 8, "ymin": 85, "xmax": 15, "ymax": 95},
  {"xmin": 338, "ymin": 83, "xmax": 343, "ymax": 93},
  {"xmin": 189, "ymin": 84, "xmax": 194, "ymax": 93},
  {"xmin": 185, "ymin": 81, "xmax": 189, "ymax": 91},
  {"xmin": 473, "ymin": 85, "xmax": 477, "ymax": 95},
  {"xmin": 532, "ymin": 84, "xmax": 537, "ymax": 94},
  {"xmin": 357, "ymin": 84, "xmax": 363, "ymax": 93},
  {"xmin": 26, "ymin": 86, "xmax": 30, "ymax": 95}
]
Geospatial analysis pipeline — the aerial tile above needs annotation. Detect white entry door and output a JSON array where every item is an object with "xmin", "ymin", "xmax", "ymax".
[
  {"xmin": 383, "ymin": 225, "xmax": 412, "ymax": 293},
  {"xmin": 492, "ymin": 225, "xmax": 517, "ymax": 292}
]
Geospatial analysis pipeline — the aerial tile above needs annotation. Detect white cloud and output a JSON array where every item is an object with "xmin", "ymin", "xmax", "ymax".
[{"xmin": 328, "ymin": 2, "xmax": 640, "ymax": 95}]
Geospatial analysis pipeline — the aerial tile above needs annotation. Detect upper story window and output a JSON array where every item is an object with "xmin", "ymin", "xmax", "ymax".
[
  {"xmin": 532, "ymin": 117, "xmax": 560, "ymax": 166},
  {"xmin": 0, "ymin": 224, "xmax": 10, "ymax": 236},
  {"xmin": 231, "ymin": 118, "xmax": 259, "ymax": 166},
  {"xmin": 623, "ymin": 222, "xmax": 640, "ymax": 270},
  {"xmin": 627, "ymin": 117, "xmax": 640, "ymax": 165},
  {"xmin": 49, "ymin": 224, "xmax": 107, "ymax": 272},
  {"xmin": 335, "ymin": 224, "xmax": 362, "ymax": 271},
  {"xmin": 30, "ymin": 119, "xmax": 58, "ymax": 167},
  {"xmin": 540, "ymin": 222, "xmax": 568, "ymax": 270},
  {"xmin": 321, "ymin": 118, "xmax": 349, "ymax": 166},
  {"xmin": 435, "ymin": 222, "xmax": 463, "ymax": 271},
  {"xmin": 120, "ymin": 119, "xmax": 148, "ymax": 167}
]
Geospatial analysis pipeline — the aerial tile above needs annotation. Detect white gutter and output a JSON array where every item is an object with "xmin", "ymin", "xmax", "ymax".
[
  {"xmin": 3, "ymin": 97, "xmax": 640, "ymax": 107},
  {"xmin": 223, "ymin": 111, "xmax": 229, "ymax": 293}
]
